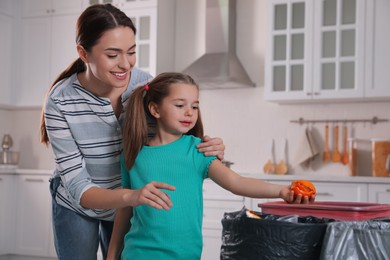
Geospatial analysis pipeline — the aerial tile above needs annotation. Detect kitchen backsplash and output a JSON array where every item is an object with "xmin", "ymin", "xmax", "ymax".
[{"xmin": 1, "ymin": 87, "xmax": 389, "ymax": 177}]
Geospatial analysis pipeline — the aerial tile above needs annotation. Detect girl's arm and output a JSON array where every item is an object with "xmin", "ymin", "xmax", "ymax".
[
  {"xmin": 196, "ymin": 135, "xmax": 225, "ymax": 160},
  {"xmin": 208, "ymin": 160, "xmax": 313, "ymax": 203},
  {"xmin": 107, "ymin": 206, "xmax": 133, "ymax": 260},
  {"xmin": 80, "ymin": 181, "xmax": 175, "ymax": 210}
]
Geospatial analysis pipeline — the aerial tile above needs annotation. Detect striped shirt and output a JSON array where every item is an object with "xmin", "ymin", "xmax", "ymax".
[{"xmin": 44, "ymin": 67, "xmax": 152, "ymax": 220}]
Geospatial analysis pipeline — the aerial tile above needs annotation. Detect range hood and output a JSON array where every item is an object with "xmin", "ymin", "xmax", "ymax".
[{"xmin": 182, "ymin": 0, "xmax": 255, "ymax": 90}]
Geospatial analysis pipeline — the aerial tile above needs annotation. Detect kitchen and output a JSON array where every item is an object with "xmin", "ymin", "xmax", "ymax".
[{"xmin": 1, "ymin": 0, "xmax": 390, "ymax": 259}]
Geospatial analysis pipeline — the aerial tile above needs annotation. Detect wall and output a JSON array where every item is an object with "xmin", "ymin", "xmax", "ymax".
[{"xmin": 1, "ymin": 0, "xmax": 389, "ymax": 176}]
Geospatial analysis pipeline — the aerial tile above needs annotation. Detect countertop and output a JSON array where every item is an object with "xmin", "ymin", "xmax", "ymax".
[{"xmin": 1, "ymin": 168, "xmax": 390, "ymax": 184}]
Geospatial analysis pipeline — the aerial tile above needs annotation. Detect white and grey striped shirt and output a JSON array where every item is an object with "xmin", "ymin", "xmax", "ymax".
[{"xmin": 44, "ymin": 67, "xmax": 152, "ymax": 220}]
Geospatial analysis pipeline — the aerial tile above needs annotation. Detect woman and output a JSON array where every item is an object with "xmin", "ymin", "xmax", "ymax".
[{"xmin": 40, "ymin": 4, "xmax": 225, "ymax": 259}]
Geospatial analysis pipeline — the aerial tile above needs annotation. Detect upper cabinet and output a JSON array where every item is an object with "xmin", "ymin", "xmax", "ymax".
[
  {"xmin": 265, "ymin": 0, "xmax": 388, "ymax": 103},
  {"xmin": 15, "ymin": 0, "xmax": 83, "ymax": 107},
  {"xmin": 364, "ymin": 0, "xmax": 390, "ymax": 98}
]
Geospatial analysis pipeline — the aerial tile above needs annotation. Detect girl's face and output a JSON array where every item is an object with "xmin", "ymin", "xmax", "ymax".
[
  {"xmin": 151, "ymin": 83, "xmax": 199, "ymax": 136},
  {"xmin": 83, "ymin": 26, "xmax": 136, "ymax": 91}
]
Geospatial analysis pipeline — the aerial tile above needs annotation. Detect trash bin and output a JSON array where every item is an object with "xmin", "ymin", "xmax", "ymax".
[
  {"xmin": 320, "ymin": 220, "xmax": 390, "ymax": 260},
  {"xmin": 220, "ymin": 207, "xmax": 334, "ymax": 260}
]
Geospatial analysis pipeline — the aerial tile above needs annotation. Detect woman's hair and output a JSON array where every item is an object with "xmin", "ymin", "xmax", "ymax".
[
  {"xmin": 40, "ymin": 4, "xmax": 136, "ymax": 144},
  {"xmin": 122, "ymin": 72, "xmax": 205, "ymax": 169}
]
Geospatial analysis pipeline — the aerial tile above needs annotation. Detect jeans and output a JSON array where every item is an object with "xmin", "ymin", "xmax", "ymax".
[{"xmin": 50, "ymin": 177, "xmax": 114, "ymax": 260}]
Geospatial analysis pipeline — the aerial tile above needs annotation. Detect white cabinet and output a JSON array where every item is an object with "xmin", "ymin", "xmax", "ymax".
[
  {"xmin": 0, "ymin": 0, "xmax": 14, "ymax": 106},
  {"xmin": 368, "ymin": 184, "xmax": 390, "ymax": 203},
  {"xmin": 0, "ymin": 175, "xmax": 16, "ymax": 255},
  {"xmin": 364, "ymin": 0, "xmax": 390, "ymax": 98},
  {"xmin": 16, "ymin": 0, "xmax": 83, "ymax": 107},
  {"xmin": 201, "ymin": 180, "xmax": 245, "ymax": 260},
  {"xmin": 265, "ymin": 0, "xmax": 368, "ymax": 102},
  {"xmin": 14, "ymin": 175, "xmax": 55, "ymax": 257}
]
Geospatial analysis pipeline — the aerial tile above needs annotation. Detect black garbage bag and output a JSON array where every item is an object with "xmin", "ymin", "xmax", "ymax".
[
  {"xmin": 320, "ymin": 220, "xmax": 390, "ymax": 260},
  {"xmin": 220, "ymin": 207, "xmax": 334, "ymax": 260}
]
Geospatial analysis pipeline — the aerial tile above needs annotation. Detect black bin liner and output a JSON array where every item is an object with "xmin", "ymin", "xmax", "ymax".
[
  {"xmin": 221, "ymin": 207, "xmax": 334, "ymax": 260},
  {"xmin": 320, "ymin": 220, "xmax": 390, "ymax": 260}
]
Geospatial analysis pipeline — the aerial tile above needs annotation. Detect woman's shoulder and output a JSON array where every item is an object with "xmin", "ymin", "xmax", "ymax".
[
  {"xmin": 48, "ymin": 73, "xmax": 79, "ymax": 99},
  {"xmin": 129, "ymin": 67, "xmax": 153, "ymax": 88}
]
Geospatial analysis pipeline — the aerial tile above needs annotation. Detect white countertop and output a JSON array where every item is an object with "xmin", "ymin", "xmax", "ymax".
[
  {"xmin": 1, "ymin": 168, "xmax": 389, "ymax": 184},
  {"xmin": 0, "ymin": 167, "xmax": 52, "ymax": 175}
]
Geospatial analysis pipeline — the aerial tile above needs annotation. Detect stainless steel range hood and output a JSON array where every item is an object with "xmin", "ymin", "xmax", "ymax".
[{"xmin": 182, "ymin": 0, "xmax": 255, "ymax": 90}]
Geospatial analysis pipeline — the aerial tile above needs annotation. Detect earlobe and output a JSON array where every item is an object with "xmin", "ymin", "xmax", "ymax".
[{"xmin": 77, "ymin": 45, "xmax": 88, "ymax": 63}]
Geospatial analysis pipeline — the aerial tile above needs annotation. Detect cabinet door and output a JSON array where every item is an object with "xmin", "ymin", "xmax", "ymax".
[
  {"xmin": 0, "ymin": 175, "xmax": 16, "ymax": 255},
  {"xmin": 368, "ymin": 184, "xmax": 390, "ymax": 203},
  {"xmin": 0, "ymin": 14, "xmax": 13, "ymax": 106},
  {"xmin": 265, "ymin": 0, "xmax": 314, "ymax": 101},
  {"xmin": 22, "ymin": 0, "xmax": 51, "ymax": 17},
  {"xmin": 14, "ymin": 175, "xmax": 53, "ymax": 257},
  {"xmin": 19, "ymin": 16, "xmax": 51, "ymax": 107},
  {"xmin": 364, "ymin": 0, "xmax": 390, "ymax": 98},
  {"xmin": 313, "ymin": 0, "xmax": 365, "ymax": 99}
]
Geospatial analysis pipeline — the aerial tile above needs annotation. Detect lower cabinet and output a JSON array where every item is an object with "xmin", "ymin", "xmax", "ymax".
[
  {"xmin": 201, "ymin": 180, "xmax": 245, "ymax": 260},
  {"xmin": 13, "ymin": 174, "xmax": 56, "ymax": 258},
  {"xmin": 0, "ymin": 175, "xmax": 16, "ymax": 255},
  {"xmin": 368, "ymin": 184, "xmax": 390, "ymax": 203}
]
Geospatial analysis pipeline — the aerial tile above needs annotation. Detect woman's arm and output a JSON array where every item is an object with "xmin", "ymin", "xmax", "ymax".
[
  {"xmin": 80, "ymin": 181, "xmax": 175, "ymax": 210},
  {"xmin": 107, "ymin": 206, "xmax": 133, "ymax": 260},
  {"xmin": 208, "ymin": 160, "xmax": 313, "ymax": 203},
  {"xmin": 196, "ymin": 135, "xmax": 225, "ymax": 160}
]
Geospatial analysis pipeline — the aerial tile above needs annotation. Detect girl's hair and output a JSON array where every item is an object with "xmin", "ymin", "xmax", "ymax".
[
  {"xmin": 122, "ymin": 72, "xmax": 204, "ymax": 169},
  {"xmin": 40, "ymin": 4, "xmax": 136, "ymax": 145}
]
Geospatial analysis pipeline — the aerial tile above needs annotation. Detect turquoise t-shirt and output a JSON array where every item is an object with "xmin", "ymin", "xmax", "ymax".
[{"xmin": 120, "ymin": 135, "xmax": 217, "ymax": 259}]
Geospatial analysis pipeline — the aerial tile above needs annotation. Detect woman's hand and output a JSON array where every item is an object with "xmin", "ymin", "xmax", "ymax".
[
  {"xmin": 125, "ymin": 182, "xmax": 176, "ymax": 210},
  {"xmin": 196, "ymin": 135, "xmax": 225, "ymax": 160},
  {"xmin": 279, "ymin": 186, "xmax": 315, "ymax": 204}
]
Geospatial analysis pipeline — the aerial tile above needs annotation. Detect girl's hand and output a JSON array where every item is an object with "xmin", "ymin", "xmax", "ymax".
[
  {"xmin": 126, "ymin": 182, "xmax": 176, "ymax": 210},
  {"xmin": 196, "ymin": 135, "xmax": 225, "ymax": 160},
  {"xmin": 279, "ymin": 186, "xmax": 315, "ymax": 204}
]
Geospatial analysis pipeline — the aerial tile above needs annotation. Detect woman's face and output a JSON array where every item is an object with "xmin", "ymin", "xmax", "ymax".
[{"xmin": 84, "ymin": 26, "xmax": 136, "ymax": 90}]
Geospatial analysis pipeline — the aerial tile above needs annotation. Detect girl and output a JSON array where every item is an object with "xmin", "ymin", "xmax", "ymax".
[
  {"xmin": 108, "ymin": 72, "xmax": 314, "ymax": 259},
  {"xmin": 40, "ymin": 4, "xmax": 225, "ymax": 259}
]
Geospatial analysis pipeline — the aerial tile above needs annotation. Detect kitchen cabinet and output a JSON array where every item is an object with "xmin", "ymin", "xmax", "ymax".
[
  {"xmin": 16, "ymin": 0, "xmax": 83, "ymax": 107},
  {"xmin": 201, "ymin": 180, "xmax": 245, "ymax": 260},
  {"xmin": 368, "ymin": 184, "xmax": 390, "ymax": 203},
  {"xmin": 0, "ymin": 175, "xmax": 16, "ymax": 255},
  {"xmin": 364, "ymin": 0, "xmax": 390, "ymax": 98},
  {"xmin": 265, "ymin": 0, "xmax": 367, "ymax": 102},
  {"xmin": 0, "ymin": 0, "xmax": 14, "ymax": 106},
  {"xmin": 14, "ymin": 174, "xmax": 55, "ymax": 257},
  {"xmin": 84, "ymin": 0, "xmax": 157, "ymax": 77}
]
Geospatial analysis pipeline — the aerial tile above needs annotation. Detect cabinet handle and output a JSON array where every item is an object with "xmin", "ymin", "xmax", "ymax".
[
  {"xmin": 306, "ymin": 92, "xmax": 312, "ymax": 96},
  {"xmin": 313, "ymin": 92, "xmax": 320, "ymax": 95},
  {"xmin": 316, "ymin": 192, "xmax": 332, "ymax": 196},
  {"xmin": 0, "ymin": 177, "xmax": 2, "ymax": 181},
  {"xmin": 25, "ymin": 178, "xmax": 44, "ymax": 182},
  {"xmin": 386, "ymin": 189, "xmax": 390, "ymax": 192}
]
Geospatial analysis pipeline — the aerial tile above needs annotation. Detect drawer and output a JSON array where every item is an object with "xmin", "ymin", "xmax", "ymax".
[{"xmin": 203, "ymin": 180, "xmax": 243, "ymax": 201}]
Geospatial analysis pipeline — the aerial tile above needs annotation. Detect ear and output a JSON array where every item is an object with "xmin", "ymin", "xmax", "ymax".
[
  {"xmin": 148, "ymin": 102, "xmax": 160, "ymax": 118},
  {"xmin": 77, "ymin": 45, "xmax": 88, "ymax": 63}
]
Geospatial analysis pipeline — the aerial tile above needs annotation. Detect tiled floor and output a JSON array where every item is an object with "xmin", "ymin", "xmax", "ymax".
[{"xmin": 0, "ymin": 255, "xmax": 56, "ymax": 260}]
